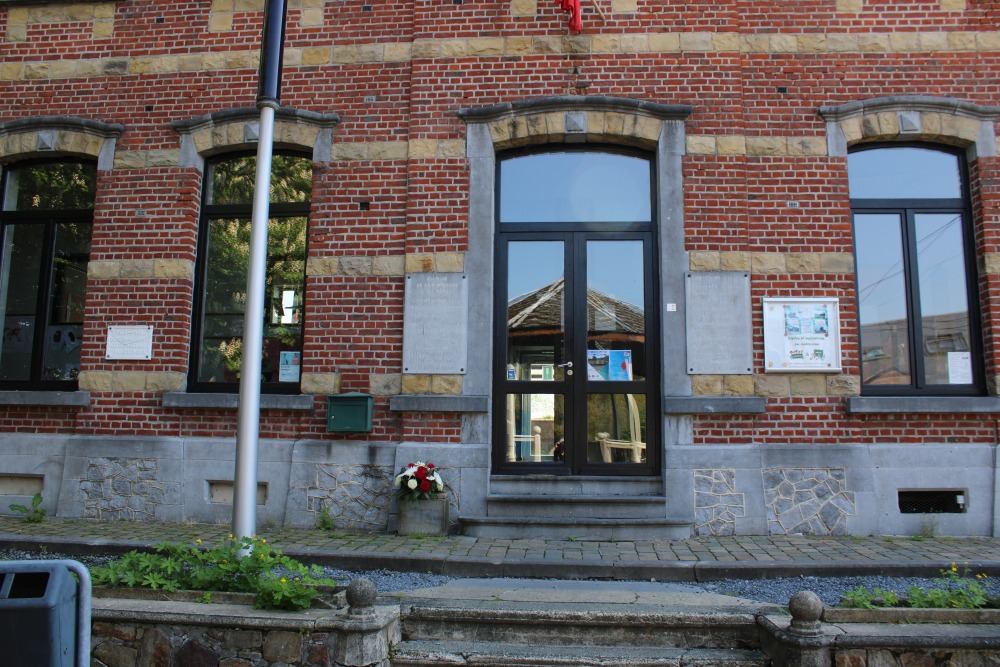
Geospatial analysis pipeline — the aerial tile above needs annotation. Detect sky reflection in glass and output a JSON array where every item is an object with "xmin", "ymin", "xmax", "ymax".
[
  {"xmin": 848, "ymin": 147, "xmax": 961, "ymax": 199},
  {"xmin": 500, "ymin": 152, "xmax": 651, "ymax": 223}
]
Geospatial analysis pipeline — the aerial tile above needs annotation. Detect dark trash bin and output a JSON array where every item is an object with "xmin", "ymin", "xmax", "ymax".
[{"xmin": 0, "ymin": 561, "xmax": 79, "ymax": 667}]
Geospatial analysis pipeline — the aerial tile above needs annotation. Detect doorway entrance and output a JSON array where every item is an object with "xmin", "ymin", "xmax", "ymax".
[{"xmin": 492, "ymin": 148, "xmax": 659, "ymax": 476}]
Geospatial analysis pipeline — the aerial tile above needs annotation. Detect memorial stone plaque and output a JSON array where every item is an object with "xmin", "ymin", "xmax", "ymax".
[
  {"xmin": 685, "ymin": 271, "xmax": 752, "ymax": 374},
  {"xmin": 402, "ymin": 273, "xmax": 469, "ymax": 374}
]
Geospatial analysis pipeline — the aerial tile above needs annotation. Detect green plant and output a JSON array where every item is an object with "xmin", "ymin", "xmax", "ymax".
[
  {"xmin": 904, "ymin": 563, "xmax": 987, "ymax": 609},
  {"xmin": 315, "ymin": 504, "xmax": 336, "ymax": 531},
  {"xmin": 197, "ymin": 592, "xmax": 213, "ymax": 604},
  {"xmin": 916, "ymin": 516, "xmax": 937, "ymax": 539},
  {"xmin": 9, "ymin": 493, "xmax": 46, "ymax": 523},
  {"xmin": 90, "ymin": 535, "xmax": 336, "ymax": 611},
  {"xmin": 839, "ymin": 587, "xmax": 900, "ymax": 609},
  {"xmin": 838, "ymin": 563, "xmax": 993, "ymax": 610}
]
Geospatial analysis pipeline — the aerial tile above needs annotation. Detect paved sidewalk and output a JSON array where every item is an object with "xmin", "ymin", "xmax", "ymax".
[{"xmin": 2, "ymin": 516, "xmax": 999, "ymax": 581}]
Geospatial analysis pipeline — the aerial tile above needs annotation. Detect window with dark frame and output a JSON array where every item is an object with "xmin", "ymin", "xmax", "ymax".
[
  {"xmin": 493, "ymin": 147, "xmax": 660, "ymax": 476},
  {"xmin": 189, "ymin": 153, "xmax": 311, "ymax": 393},
  {"xmin": 850, "ymin": 145, "xmax": 982, "ymax": 395},
  {"xmin": 0, "ymin": 161, "xmax": 95, "ymax": 389}
]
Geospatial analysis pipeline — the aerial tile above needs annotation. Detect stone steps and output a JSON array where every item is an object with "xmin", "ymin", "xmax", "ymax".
[
  {"xmin": 485, "ymin": 494, "xmax": 668, "ymax": 519},
  {"xmin": 461, "ymin": 475, "xmax": 690, "ymax": 540},
  {"xmin": 391, "ymin": 641, "xmax": 769, "ymax": 667},
  {"xmin": 398, "ymin": 600, "xmax": 764, "ymax": 649},
  {"xmin": 392, "ymin": 600, "xmax": 770, "ymax": 667},
  {"xmin": 460, "ymin": 515, "xmax": 692, "ymax": 540}
]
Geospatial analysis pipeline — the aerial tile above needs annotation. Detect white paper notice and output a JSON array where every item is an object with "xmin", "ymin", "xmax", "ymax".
[
  {"xmin": 947, "ymin": 351, "xmax": 972, "ymax": 384},
  {"xmin": 105, "ymin": 326, "xmax": 153, "ymax": 360}
]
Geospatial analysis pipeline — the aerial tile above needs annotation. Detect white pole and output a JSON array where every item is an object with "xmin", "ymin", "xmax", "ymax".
[
  {"xmin": 232, "ymin": 0, "xmax": 286, "ymax": 553},
  {"xmin": 232, "ymin": 102, "xmax": 277, "ymax": 552}
]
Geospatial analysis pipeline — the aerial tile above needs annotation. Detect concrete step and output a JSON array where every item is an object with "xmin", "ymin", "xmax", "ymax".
[
  {"xmin": 391, "ymin": 641, "xmax": 769, "ymax": 667},
  {"xmin": 399, "ymin": 600, "xmax": 763, "ymax": 649},
  {"xmin": 486, "ymin": 494, "xmax": 668, "ymax": 519},
  {"xmin": 489, "ymin": 475, "xmax": 663, "ymax": 497},
  {"xmin": 459, "ymin": 516, "xmax": 691, "ymax": 540}
]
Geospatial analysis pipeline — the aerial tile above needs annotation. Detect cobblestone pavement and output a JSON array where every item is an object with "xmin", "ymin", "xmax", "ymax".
[{"xmin": 2, "ymin": 516, "xmax": 999, "ymax": 579}]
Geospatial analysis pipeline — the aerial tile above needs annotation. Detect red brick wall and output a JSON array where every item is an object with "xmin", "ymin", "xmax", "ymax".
[{"xmin": 0, "ymin": 0, "xmax": 997, "ymax": 447}]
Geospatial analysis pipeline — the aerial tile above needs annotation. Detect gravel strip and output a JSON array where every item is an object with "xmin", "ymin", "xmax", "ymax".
[{"xmin": 2, "ymin": 547, "xmax": 998, "ymax": 605}]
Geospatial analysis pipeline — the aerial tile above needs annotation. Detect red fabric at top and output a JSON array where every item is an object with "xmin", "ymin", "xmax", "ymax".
[{"xmin": 557, "ymin": 0, "xmax": 582, "ymax": 32}]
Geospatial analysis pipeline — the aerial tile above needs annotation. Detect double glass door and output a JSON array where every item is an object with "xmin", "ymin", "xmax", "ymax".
[{"xmin": 492, "ymin": 147, "xmax": 658, "ymax": 475}]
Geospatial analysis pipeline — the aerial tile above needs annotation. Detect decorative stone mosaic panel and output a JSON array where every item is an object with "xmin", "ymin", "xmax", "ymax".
[
  {"xmin": 80, "ymin": 457, "xmax": 179, "ymax": 520},
  {"xmin": 694, "ymin": 469, "xmax": 745, "ymax": 536},
  {"xmin": 764, "ymin": 468, "xmax": 854, "ymax": 535},
  {"xmin": 300, "ymin": 463, "xmax": 395, "ymax": 532}
]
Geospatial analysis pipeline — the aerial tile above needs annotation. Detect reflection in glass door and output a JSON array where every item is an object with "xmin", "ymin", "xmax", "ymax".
[
  {"xmin": 502, "ymin": 240, "xmax": 567, "ymax": 465},
  {"xmin": 494, "ymin": 148, "xmax": 657, "ymax": 476},
  {"xmin": 496, "ymin": 234, "xmax": 656, "ymax": 475},
  {"xmin": 583, "ymin": 240, "xmax": 648, "ymax": 467}
]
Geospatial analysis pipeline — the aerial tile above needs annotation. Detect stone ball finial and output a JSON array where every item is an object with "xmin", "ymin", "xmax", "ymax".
[
  {"xmin": 346, "ymin": 578, "xmax": 378, "ymax": 617},
  {"xmin": 787, "ymin": 590, "xmax": 824, "ymax": 637}
]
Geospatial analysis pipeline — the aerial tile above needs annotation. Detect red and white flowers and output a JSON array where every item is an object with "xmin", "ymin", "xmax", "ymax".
[{"xmin": 393, "ymin": 461, "xmax": 445, "ymax": 501}]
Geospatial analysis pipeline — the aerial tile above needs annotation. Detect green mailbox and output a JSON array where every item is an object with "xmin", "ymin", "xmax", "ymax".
[{"xmin": 326, "ymin": 393, "xmax": 373, "ymax": 433}]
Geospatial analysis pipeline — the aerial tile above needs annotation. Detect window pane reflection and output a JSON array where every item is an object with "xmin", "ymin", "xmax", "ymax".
[
  {"xmin": 41, "ymin": 222, "xmax": 91, "ymax": 381},
  {"xmin": 199, "ymin": 216, "xmax": 306, "ymax": 384},
  {"xmin": 507, "ymin": 241, "xmax": 565, "ymax": 381},
  {"xmin": 849, "ymin": 148, "xmax": 961, "ymax": 200},
  {"xmin": 504, "ymin": 393, "xmax": 564, "ymax": 463},
  {"xmin": 499, "ymin": 152, "xmax": 651, "ymax": 223},
  {"xmin": 0, "ymin": 224, "xmax": 44, "ymax": 381},
  {"xmin": 586, "ymin": 241, "xmax": 645, "ymax": 382},
  {"xmin": 915, "ymin": 213, "xmax": 972, "ymax": 385},
  {"xmin": 855, "ymin": 213, "xmax": 910, "ymax": 386},
  {"xmin": 587, "ymin": 393, "xmax": 646, "ymax": 463}
]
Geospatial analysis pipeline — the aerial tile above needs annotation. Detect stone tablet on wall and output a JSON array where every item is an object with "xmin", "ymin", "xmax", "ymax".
[
  {"xmin": 685, "ymin": 272, "xmax": 752, "ymax": 375},
  {"xmin": 403, "ymin": 273, "xmax": 469, "ymax": 374}
]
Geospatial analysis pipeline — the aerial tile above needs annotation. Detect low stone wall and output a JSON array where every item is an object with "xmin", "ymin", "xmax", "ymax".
[
  {"xmin": 90, "ymin": 580, "xmax": 400, "ymax": 667},
  {"xmin": 757, "ymin": 591, "xmax": 1000, "ymax": 667}
]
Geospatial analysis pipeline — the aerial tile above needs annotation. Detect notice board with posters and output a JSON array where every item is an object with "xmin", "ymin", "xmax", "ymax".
[{"xmin": 763, "ymin": 297, "xmax": 842, "ymax": 372}]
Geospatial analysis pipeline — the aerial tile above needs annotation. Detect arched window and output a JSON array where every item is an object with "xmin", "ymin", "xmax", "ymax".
[
  {"xmin": 0, "ymin": 161, "xmax": 96, "ymax": 388},
  {"xmin": 850, "ymin": 145, "xmax": 982, "ymax": 395},
  {"xmin": 190, "ymin": 153, "xmax": 311, "ymax": 393}
]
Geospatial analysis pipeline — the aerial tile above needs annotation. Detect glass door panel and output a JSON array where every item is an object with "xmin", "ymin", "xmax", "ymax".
[
  {"xmin": 504, "ymin": 393, "xmax": 565, "ymax": 463},
  {"xmin": 583, "ymin": 240, "xmax": 648, "ymax": 470},
  {"xmin": 585, "ymin": 241, "xmax": 646, "ymax": 381},
  {"xmin": 587, "ymin": 393, "xmax": 646, "ymax": 464},
  {"xmin": 501, "ymin": 241, "xmax": 568, "ymax": 467},
  {"xmin": 855, "ymin": 213, "xmax": 911, "ymax": 386},
  {"xmin": 506, "ymin": 241, "xmax": 565, "ymax": 382},
  {"xmin": 914, "ymin": 213, "xmax": 973, "ymax": 386}
]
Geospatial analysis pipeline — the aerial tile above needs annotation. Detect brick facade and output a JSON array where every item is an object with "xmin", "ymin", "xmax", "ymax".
[{"xmin": 0, "ymin": 0, "xmax": 998, "ymax": 537}]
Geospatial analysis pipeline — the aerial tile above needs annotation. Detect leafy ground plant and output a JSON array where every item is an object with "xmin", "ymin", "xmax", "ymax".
[
  {"xmin": 90, "ymin": 535, "xmax": 336, "ymax": 611},
  {"xmin": 9, "ymin": 493, "xmax": 46, "ymax": 523},
  {"xmin": 839, "ymin": 563, "xmax": 997, "ymax": 609}
]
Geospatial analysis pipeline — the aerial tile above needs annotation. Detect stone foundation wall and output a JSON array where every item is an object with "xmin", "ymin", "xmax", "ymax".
[
  {"xmin": 833, "ymin": 648, "xmax": 1000, "ymax": 667},
  {"xmin": 92, "ymin": 623, "xmax": 338, "ymax": 667}
]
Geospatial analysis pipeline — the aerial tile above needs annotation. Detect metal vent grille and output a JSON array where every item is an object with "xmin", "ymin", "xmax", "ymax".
[{"xmin": 898, "ymin": 490, "xmax": 965, "ymax": 514}]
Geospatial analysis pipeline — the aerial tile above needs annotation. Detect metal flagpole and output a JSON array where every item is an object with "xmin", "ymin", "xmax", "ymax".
[{"xmin": 232, "ymin": 0, "xmax": 288, "ymax": 553}]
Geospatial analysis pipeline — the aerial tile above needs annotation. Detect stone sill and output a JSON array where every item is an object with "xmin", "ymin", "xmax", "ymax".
[
  {"xmin": 662, "ymin": 396, "xmax": 766, "ymax": 414},
  {"xmin": 846, "ymin": 396, "xmax": 1000, "ymax": 414},
  {"xmin": 162, "ymin": 393, "xmax": 315, "ymax": 410},
  {"xmin": 390, "ymin": 394, "xmax": 488, "ymax": 413},
  {"xmin": 0, "ymin": 391, "xmax": 90, "ymax": 407},
  {"xmin": 823, "ymin": 606, "xmax": 1000, "ymax": 625}
]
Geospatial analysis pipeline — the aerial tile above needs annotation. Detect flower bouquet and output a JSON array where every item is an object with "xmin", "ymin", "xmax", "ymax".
[{"xmin": 393, "ymin": 461, "xmax": 445, "ymax": 501}]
